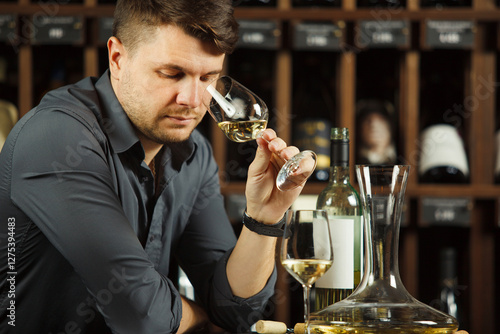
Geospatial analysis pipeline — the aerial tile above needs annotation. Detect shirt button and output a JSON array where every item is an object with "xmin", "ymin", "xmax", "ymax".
[{"xmin": 149, "ymin": 235, "xmax": 155, "ymax": 242}]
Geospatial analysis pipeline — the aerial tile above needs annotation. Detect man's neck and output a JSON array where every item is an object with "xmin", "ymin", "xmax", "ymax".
[{"xmin": 139, "ymin": 135, "xmax": 163, "ymax": 165}]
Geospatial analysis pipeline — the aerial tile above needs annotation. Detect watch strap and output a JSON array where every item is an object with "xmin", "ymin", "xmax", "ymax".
[{"xmin": 242, "ymin": 211, "xmax": 286, "ymax": 237}]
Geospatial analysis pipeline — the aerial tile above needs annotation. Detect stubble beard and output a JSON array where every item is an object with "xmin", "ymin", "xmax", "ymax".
[{"xmin": 119, "ymin": 77, "xmax": 199, "ymax": 145}]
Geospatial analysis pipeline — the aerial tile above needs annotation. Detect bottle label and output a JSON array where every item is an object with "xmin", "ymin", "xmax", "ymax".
[
  {"xmin": 315, "ymin": 217, "xmax": 355, "ymax": 289},
  {"xmin": 418, "ymin": 124, "xmax": 469, "ymax": 176}
]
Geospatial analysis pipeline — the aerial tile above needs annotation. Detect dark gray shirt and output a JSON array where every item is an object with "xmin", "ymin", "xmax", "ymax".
[{"xmin": 0, "ymin": 71, "xmax": 276, "ymax": 334}]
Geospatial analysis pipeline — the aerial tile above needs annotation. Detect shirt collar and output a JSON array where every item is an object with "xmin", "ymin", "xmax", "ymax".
[
  {"xmin": 95, "ymin": 70, "xmax": 140, "ymax": 155},
  {"xmin": 94, "ymin": 70, "xmax": 197, "ymax": 169}
]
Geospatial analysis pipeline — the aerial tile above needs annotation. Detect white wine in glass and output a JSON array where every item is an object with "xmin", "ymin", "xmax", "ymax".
[
  {"xmin": 281, "ymin": 210, "xmax": 334, "ymax": 334},
  {"xmin": 217, "ymin": 119, "xmax": 268, "ymax": 143},
  {"xmin": 281, "ymin": 259, "xmax": 333, "ymax": 287},
  {"xmin": 204, "ymin": 76, "xmax": 317, "ymax": 191}
]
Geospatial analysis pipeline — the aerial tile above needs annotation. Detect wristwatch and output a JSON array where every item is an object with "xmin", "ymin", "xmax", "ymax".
[{"xmin": 242, "ymin": 211, "xmax": 286, "ymax": 237}]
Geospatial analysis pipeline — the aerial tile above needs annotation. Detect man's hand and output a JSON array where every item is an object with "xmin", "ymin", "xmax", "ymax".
[{"xmin": 245, "ymin": 129, "xmax": 303, "ymax": 224}]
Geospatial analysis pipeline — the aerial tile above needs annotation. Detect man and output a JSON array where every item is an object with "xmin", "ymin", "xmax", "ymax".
[{"xmin": 0, "ymin": 0, "xmax": 302, "ymax": 333}]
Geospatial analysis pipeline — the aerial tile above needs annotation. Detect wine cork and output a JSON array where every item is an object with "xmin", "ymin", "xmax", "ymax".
[
  {"xmin": 294, "ymin": 323, "xmax": 306, "ymax": 334},
  {"xmin": 255, "ymin": 320, "xmax": 287, "ymax": 333}
]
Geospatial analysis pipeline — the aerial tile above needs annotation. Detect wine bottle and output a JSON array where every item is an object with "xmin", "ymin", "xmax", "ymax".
[
  {"xmin": 419, "ymin": 51, "xmax": 469, "ymax": 184},
  {"xmin": 429, "ymin": 248, "xmax": 461, "ymax": 324},
  {"xmin": 292, "ymin": 53, "xmax": 335, "ymax": 182},
  {"xmin": 355, "ymin": 99, "xmax": 397, "ymax": 165},
  {"xmin": 419, "ymin": 124, "xmax": 469, "ymax": 184},
  {"xmin": 314, "ymin": 127, "xmax": 363, "ymax": 310},
  {"xmin": 293, "ymin": 118, "xmax": 332, "ymax": 182}
]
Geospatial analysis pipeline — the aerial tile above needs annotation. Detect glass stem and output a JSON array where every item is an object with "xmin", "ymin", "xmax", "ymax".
[
  {"xmin": 256, "ymin": 130, "xmax": 316, "ymax": 191},
  {"xmin": 303, "ymin": 284, "xmax": 311, "ymax": 334},
  {"xmin": 256, "ymin": 131, "xmax": 288, "ymax": 163}
]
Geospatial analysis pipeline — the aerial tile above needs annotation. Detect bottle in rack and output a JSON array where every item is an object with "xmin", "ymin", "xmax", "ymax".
[
  {"xmin": 291, "ymin": 53, "xmax": 336, "ymax": 182},
  {"xmin": 429, "ymin": 248, "xmax": 462, "ymax": 325},
  {"xmin": 418, "ymin": 51, "xmax": 469, "ymax": 184},
  {"xmin": 314, "ymin": 127, "xmax": 363, "ymax": 311},
  {"xmin": 355, "ymin": 99, "xmax": 397, "ymax": 166},
  {"xmin": 293, "ymin": 118, "xmax": 332, "ymax": 182},
  {"xmin": 418, "ymin": 123, "xmax": 469, "ymax": 184}
]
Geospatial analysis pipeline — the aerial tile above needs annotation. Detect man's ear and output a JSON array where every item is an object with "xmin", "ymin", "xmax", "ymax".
[{"xmin": 108, "ymin": 36, "xmax": 126, "ymax": 79}]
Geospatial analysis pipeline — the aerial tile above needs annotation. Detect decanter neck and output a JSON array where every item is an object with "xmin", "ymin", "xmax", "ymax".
[{"xmin": 356, "ymin": 165, "xmax": 410, "ymax": 292}]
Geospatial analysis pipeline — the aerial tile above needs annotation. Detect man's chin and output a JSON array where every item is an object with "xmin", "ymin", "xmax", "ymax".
[{"xmin": 156, "ymin": 128, "xmax": 195, "ymax": 144}]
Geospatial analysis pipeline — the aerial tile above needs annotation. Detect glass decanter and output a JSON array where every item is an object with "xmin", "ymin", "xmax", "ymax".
[{"xmin": 310, "ymin": 165, "xmax": 459, "ymax": 334}]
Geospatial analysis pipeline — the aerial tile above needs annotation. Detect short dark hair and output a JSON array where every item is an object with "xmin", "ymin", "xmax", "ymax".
[{"xmin": 112, "ymin": 0, "xmax": 239, "ymax": 55}]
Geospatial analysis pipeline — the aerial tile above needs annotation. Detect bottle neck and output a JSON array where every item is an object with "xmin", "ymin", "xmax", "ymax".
[
  {"xmin": 330, "ymin": 138, "xmax": 350, "ymax": 183},
  {"xmin": 356, "ymin": 166, "xmax": 410, "ymax": 289},
  {"xmin": 330, "ymin": 165, "xmax": 350, "ymax": 183}
]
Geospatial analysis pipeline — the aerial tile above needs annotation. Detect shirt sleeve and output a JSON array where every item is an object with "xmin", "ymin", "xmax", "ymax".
[
  {"xmin": 174, "ymin": 135, "xmax": 277, "ymax": 332},
  {"xmin": 9, "ymin": 108, "xmax": 183, "ymax": 334}
]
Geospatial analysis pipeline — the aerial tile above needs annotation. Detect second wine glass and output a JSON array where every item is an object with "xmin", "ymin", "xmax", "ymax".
[
  {"xmin": 203, "ymin": 75, "xmax": 317, "ymax": 191},
  {"xmin": 281, "ymin": 209, "xmax": 334, "ymax": 334}
]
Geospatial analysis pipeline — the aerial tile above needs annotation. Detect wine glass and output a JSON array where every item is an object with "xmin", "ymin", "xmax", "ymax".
[
  {"xmin": 281, "ymin": 210, "xmax": 334, "ymax": 334},
  {"xmin": 203, "ymin": 75, "xmax": 317, "ymax": 191}
]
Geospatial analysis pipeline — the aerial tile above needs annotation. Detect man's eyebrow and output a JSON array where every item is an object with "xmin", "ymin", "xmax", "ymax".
[
  {"xmin": 156, "ymin": 63, "xmax": 185, "ymax": 71},
  {"xmin": 156, "ymin": 63, "xmax": 223, "ymax": 76}
]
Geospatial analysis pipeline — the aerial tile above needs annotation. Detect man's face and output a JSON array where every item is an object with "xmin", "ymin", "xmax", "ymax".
[{"xmin": 110, "ymin": 24, "xmax": 225, "ymax": 144}]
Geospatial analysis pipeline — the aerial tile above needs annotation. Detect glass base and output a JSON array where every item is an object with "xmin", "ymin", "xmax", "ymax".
[
  {"xmin": 312, "ymin": 324, "xmax": 458, "ymax": 334},
  {"xmin": 276, "ymin": 150, "xmax": 317, "ymax": 191},
  {"xmin": 310, "ymin": 291, "xmax": 459, "ymax": 334}
]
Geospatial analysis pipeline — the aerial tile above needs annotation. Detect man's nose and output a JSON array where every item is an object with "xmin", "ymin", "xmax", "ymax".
[{"xmin": 176, "ymin": 79, "xmax": 205, "ymax": 108}]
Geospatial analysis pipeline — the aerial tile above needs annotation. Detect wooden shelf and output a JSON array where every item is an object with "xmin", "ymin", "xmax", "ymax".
[
  {"xmin": 233, "ymin": 7, "xmax": 500, "ymax": 20},
  {"xmin": 0, "ymin": 4, "xmax": 115, "ymax": 16},
  {"xmin": 223, "ymin": 181, "xmax": 500, "ymax": 198}
]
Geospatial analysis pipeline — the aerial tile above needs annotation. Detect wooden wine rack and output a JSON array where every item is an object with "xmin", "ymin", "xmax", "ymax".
[{"xmin": 0, "ymin": 0, "xmax": 499, "ymax": 333}]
